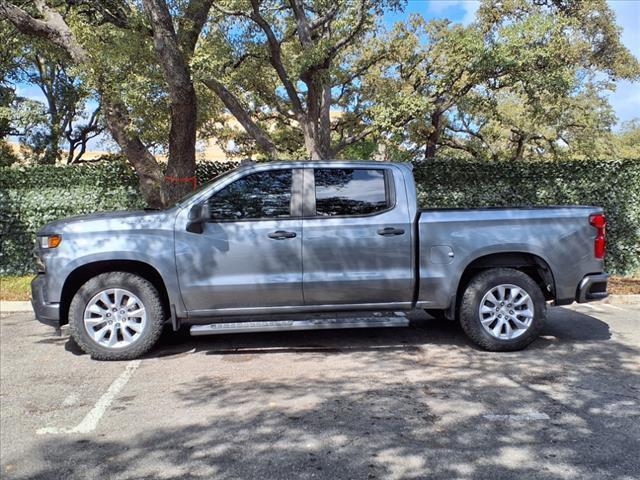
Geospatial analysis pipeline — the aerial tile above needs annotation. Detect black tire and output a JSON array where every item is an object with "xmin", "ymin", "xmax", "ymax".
[
  {"xmin": 459, "ymin": 268, "xmax": 545, "ymax": 351},
  {"xmin": 68, "ymin": 272, "xmax": 165, "ymax": 360}
]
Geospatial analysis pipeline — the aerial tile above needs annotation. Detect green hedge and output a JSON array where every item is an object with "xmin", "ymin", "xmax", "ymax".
[
  {"xmin": 1, "ymin": 158, "xmax": 638, "ymax": 275},
  {"xmin": 413, "ymin": 159, "xmax": 640, "ymax": 275},
  {"xmin": 0, "ymin": 162, "xmax": 146, "ymax": 274}
]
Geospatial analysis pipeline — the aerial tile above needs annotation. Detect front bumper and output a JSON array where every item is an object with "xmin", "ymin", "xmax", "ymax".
[
  {"xmin": 576, "ymin": 273, "xmax": 609, "ymax": 303},
  {"xmin": 31, "ymin": 275, "xmax": 61, "ymax": 328}
]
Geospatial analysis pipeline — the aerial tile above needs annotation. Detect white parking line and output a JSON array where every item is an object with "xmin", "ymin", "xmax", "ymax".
[
  {"xmin": 483, "ymin": 412, "xmax": 550, "ymax": 421},
  {"xmin": 37, "ymin": 360, "xmax": 140, "ymax": 435},
  {"xmin": 580, "ymin": 303, "xmax": 598, "ymax": 310},
  {"xmin": 601, "ymin": 303, "xmax": 625, "ymax": 311}
]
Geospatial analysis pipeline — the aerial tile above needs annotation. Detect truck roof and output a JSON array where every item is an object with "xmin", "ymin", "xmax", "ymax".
[{"xmin": 237, "ymin": 160, "xmax": 413, "ymax": 170}]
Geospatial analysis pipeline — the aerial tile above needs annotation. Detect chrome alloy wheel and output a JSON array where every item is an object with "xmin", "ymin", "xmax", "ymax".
[
  {"xmin": 478, "ymin": 284, "xmax": 534, "ymax": 340},
  {"xmin": 83, "ymin": 288, "xmax": 147, "ymax": 349}
]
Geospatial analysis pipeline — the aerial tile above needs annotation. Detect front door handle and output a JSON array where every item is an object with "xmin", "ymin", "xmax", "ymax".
[
  {"xmin": 377, "ymin": 227, "xmax": 405, "ymax": 236},
  {"xmin": 268, "ymin": 230, "xmax": 297, "ymax": 240}
]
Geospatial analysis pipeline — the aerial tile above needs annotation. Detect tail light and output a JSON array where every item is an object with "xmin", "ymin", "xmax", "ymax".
[{"xmin": 589, "ymin": 213, "xmax": 606, "ymax": 259}]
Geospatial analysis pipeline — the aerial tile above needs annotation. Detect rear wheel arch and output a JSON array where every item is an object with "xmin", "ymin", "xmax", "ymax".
[
  {"xmin": 455, "ymin": 252, "xmax": 556, "ymax": 309},
  {"xmin": 60, "ymin": 260, "xmax": 170, "ymax": 326}
]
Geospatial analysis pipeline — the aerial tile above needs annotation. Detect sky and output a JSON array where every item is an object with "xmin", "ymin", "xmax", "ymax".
[{"xmin": 13, "ymin": 0, "xmax": 640, "ymax": 151}]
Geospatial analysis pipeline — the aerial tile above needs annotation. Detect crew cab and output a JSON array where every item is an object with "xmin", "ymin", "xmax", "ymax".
[{"xmin": 31, "ymin": 161, "xmax": 609, "ymax": 359}]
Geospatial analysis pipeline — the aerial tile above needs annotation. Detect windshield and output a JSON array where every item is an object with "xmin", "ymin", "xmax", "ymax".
[{"xmin": 174, "ymin": 169, "xmax": 238, "ymax": 207}]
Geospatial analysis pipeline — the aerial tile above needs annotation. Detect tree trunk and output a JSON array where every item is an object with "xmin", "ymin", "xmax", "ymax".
[
  {"xmin": 301, "ymin": 120, "xmax": 332, "ymax": 160},
  {"xmin": 104, "ymin": 102, "xmax": 165, "ymax": 208},
  {"xmin": 319, "ymin": 82, "xmax": 332, "ymax": 158},
  {"xmin": 163, "ymin": 94, "xmax": 197, "ymax": 202},
  {"xmin": 142, "ymin": 0, "xmax": 201, "ymax": 204},
  {"xmin": 424, "ymin": 109, "xmax": 443, "ymax": 160},
  {"xmin": 302, "ymin": 75, "xmax": 332, "ymax": 160},
  {"xmin": 511, "ymin": 133, "xmax": 528, "ymax": 161}
]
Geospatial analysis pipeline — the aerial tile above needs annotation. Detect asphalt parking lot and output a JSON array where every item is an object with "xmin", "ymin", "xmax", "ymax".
[{"xmin": 1, "ymin": 302, "xmax": 639, "ymax": 480}]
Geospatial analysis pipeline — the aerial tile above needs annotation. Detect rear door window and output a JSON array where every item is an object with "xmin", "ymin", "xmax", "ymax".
[{"xmin": 314, "ymin": 169, "xmax": 390, "ymax": 216}]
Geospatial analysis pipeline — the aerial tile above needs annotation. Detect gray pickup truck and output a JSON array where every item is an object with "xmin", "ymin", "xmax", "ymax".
[{"xmin": 32, "ymin": 161, "xmax": 608, "ymax": 360}]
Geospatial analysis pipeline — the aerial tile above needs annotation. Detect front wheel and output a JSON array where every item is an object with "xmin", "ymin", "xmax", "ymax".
[
  {"xmin": 459, "ymin": 268, "xmax": 545, "ymax": 351},
  {"xmin": 68, "ymin": 272, "xmax": 166, "ymax": 360}
]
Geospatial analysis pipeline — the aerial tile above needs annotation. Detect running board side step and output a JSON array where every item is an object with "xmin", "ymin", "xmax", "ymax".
[{"xmin": 190, "ymin": 316, "xmax": 409, "ymax": 336}]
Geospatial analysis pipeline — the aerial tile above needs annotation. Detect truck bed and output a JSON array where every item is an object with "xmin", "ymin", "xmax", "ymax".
[{"xmin": 415, "ymin": 205, "xmax": 604, "ymax": 308}]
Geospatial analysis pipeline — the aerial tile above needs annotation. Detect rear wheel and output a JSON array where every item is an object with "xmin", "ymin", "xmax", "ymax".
[
  {"xmin": 459, "ymin": 268, "xmax": 545, "ymax": 351},
  {"xmin": 68, "ymin": 272, "xmax": 165, "ymax": 360}
]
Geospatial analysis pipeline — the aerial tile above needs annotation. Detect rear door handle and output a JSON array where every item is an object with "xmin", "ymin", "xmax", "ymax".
[
  {"xmin": 268, "ymin": 230, "xmax": 297, "ymax": 240},
  {"xmin": 377, "ymin": 227, "xmax": 405, "ymax": 236}
]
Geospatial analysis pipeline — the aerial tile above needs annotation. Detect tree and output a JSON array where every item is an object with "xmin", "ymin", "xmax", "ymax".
[
  {"xmin": 0, "ymin": 19, "xmax": 22, "ymax": 165},
  {"xmin": 359, "ymin": 0, "xmax": 639, "ymax": 161},
  {"xmin": 194, "ymin": 0, "xmax": 403, "ymax": 160},
  {"xmin": 1, "ymin": 0, "xmax": 160, "ymax": 205},
  {"xmin": 613, "ymin": 119, "xmax": 640, "ymax": 160},
  {"xmin": 0, "ymin": 0, "xmax": 212, "ymax": 206},
  {"xmin": 1, "ymin": 0, "xmax": 637, "ymax": 201},
  {"xmin": 5, "ymin": 34, "xmax": 104, "ymax": 164},
  {"xmin": 0, "ymin": 84, "xmax": 19, "ymax": 165}
]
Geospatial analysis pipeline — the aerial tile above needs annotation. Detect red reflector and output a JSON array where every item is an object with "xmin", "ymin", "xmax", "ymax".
[
  {"xmin": 594, "ymin": 236, "xmax": 606, "ymax": 259},
  {"xmin": 589, "ymin": 213, "xmax": 606, "ymax": 259}
]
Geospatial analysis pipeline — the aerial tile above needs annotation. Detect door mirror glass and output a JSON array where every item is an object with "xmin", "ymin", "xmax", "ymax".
[
  {"xmin": 186, "ymin": 201, "xmax": 210, "ymax": 233},
  {"xmin": 188, "ymin": 201, "xmax": 210, "ymax": 222}
]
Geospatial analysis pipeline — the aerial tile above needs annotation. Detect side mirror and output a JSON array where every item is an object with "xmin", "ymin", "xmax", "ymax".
[{"xmin": 186, "ymin": 201, "xmax": 210, "ymax": 234}]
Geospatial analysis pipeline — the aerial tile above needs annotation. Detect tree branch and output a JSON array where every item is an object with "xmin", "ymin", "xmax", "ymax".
[
  {"xmin": 289, "ymin": 0, "xmax": 312, "ymax": 46},
  {"xmin": 177, "ymin": 0, "xmax": 214, "ymax": 56},
  {"xmin": 330, "ymin": 0, "xmax": 367, "ymax": 54},
  {"xmin": 332, "ymin": 124, "xmax": 376, "ymax": 154},
  {"xmin": 0, "ymin": 1, "xmax": 89, "ymax": 63},
  {"xmin": 247, "ymin": 0, "xmax": 303, "ymax": 115},
  {"xmin": 202, "ymin": 78, "xmax": 277, "ymax": 157},
  {"xmin": 308, "ymin": 4, "xmax": 339, "ymax": 31}
]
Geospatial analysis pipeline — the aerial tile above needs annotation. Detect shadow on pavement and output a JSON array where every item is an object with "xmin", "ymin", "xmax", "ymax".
[
  {"xmin": 58, "ymin": 306, "xmax": 612, "ymax": 358},
  {"xmin": 15, "ymin": 306, "xmax": 638, "ymax": 479},
  {"xmin": 151, "ymin": 306, "xmax": 612, "ymax": 358}
]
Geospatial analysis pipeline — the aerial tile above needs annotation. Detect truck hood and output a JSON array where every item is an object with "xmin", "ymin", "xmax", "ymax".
[{"xmin": 38, "ymin": 209, "xmax": 177, "ymax": 236}]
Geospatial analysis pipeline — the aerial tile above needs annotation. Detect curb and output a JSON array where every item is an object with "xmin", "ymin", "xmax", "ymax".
[
  {"xmin": 0, "ymin": 301, "xmax": 33, "ymax": 313},
  {"xmin": 601, "ymin": 294, "xmax": 640, "ymax": 305}
]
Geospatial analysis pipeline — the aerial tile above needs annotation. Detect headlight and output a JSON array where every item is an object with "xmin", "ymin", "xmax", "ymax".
[{"xmin": 38, "ymin": 234, "xmax": 62, "ymax": 249}]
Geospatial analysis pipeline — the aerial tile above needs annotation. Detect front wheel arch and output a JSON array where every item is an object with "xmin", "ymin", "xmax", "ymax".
[{"xmin": 60, "ymin": 260, "xmax": 170, "ymax": 326}]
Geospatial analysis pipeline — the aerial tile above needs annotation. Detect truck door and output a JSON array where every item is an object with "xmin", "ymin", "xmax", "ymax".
[
  {"xmin": 301, "ymin": 166, "xmax": 414, "ymax": 307},
  {"xmin": 175, "ymin": 168, "xmax": 303, "ymax": 314}
]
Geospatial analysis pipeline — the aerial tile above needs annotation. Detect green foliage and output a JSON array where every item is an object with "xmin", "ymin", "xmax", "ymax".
[
  {"xmin": 614, "ymin": 120, "xmax": 640, "ymax": 160},
  {"xmin": 3, "ymin": 0, "xmax": 639, "ymax": 169},
  {"xmin": 1, "ymin": 157, "xmax": 638, "ymax": 276},
  {"xmin": 0, "ymin": 159, "xmax": 145, "ymax": 274},
  {"xmin": 358, "ymin": 0, "xmax": 640, "ymax": 162},
  {"xmin": 1, "ymin": 19, "xmax": 103, "ymax": 165},
  {"xmin": 72, "ymin": 11, "xmax": 174, "ymax": 150}
]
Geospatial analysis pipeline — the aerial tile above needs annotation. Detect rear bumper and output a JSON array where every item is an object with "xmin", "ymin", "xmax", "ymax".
[
  {"xmin": 31, "ymin": 275, "xmax": 61, "ymax": 328},
  {"xmin": 576, "ymin": 273, "xmax": 609, "ymax": 303}
]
